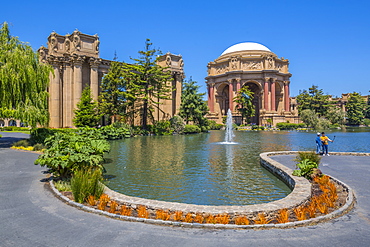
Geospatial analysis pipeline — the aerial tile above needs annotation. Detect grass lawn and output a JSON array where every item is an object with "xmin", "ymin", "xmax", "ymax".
[{"xmin": 1, "ymin": 130, "xmax": 31, "ymax": 134}]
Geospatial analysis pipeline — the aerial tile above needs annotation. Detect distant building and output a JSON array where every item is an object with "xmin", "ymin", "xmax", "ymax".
[
  {"xmin": 331, "ymin": 93, "xmax": 369, "ymax": 112},
  {"xmin": 35, "ymin": 30, "xmax": 183, "ymax": 128},
  {"xmin": 205, "ymin": 42, "xmax": 298, "ymax": 125}
]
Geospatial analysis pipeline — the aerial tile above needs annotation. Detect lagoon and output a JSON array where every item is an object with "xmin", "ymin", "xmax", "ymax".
[{"xmin": 103, "ymin": 129, "xmax": 370, "ymax": 206}]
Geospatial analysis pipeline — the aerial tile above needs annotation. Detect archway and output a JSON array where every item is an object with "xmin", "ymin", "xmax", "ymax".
[
  {"xmin": 243, "ymin": 82, "xmax": 261, "ymax": 124},
  {"xmin": 216, "ymin": 84, "xmax": 230, "ymax": 115},
  {"xmin": 9, "ymin": 120, "xmax": 17, "ymax": 126}
]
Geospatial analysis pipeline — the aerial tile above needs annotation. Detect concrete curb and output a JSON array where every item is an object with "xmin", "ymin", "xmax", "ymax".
[{"xmin": 49, "ymin": 151, "xmax": 359, "ymax": 229}]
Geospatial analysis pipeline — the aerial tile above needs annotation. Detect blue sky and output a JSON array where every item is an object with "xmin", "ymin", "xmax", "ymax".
[{"xmin": 2, "ymin": 0, "xmax": 370, "ymax": 97}]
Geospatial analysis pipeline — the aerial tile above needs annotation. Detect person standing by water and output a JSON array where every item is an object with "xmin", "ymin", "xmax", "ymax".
[
  {"xmin": 315, "ymin": 132, "xmax": 322, "ymax": 154},
  {"xmin": 320, "ymin": 132, "xmax": 333, "ymax": 156}
]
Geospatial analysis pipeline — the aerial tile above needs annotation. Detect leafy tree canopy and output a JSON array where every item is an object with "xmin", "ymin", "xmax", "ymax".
[
  {"xmin": 296, "ymin": 85, "xmax": 331, "ymax": 117},
  {"xmin": 0, "ymin": 22, "xmax": 52, "ymax": 127},
  {"xmin": 73, "ymin": 87, "xmax": 101, "ymax": 127},
  {"xmin": 123, "ymin": 39, "xmax": 172, "ymax": 129},
  {"xmin": 346, "ymin": 92, "xmax": 366, "ymax": 125},
  {"xmin": 233, "ymin": 86, "xmax": 255, "ymax": 124},
  {"xmin": 99, "ymin": 60, "xmax": 135, "ymax": 124},
  {"xmin": 179, "ymin": 78, "xmax": 209, "ymax": 126}
]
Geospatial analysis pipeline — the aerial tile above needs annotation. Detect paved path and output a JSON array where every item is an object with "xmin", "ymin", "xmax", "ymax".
[{"xmin": 1, "ymin": 132, "xmax": 370, "ymax": 247}]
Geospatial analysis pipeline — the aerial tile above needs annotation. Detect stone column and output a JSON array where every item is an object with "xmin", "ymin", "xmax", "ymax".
[
  {"xmin": 284, "ymin": 81, "xmax": 290, "ymax": 112},
  {"xmin": 49, "ymin": 62, "xmax": 61, "ymax": 128},
  {"xmin": 73, "ymin": 56, "xmax": 83, "ymax": 112},
  {"xmin": 228, "ymin": 79, "xmax": 233, "ymax": 111},
  {"xmin": 208, "ymin": 83, "xmax": 215, "ymax": 112},
  {"xmin": 89, "ymin": 58, "xmax": 100, "ymax": 101},
  {"xmin": 271, "ymin": 78, "xmax": 276, "ymax": 111},
  {"xmin": 63, "ymin": 61, "xmax": 73, "ymax": 127},
  {"xmin": 236, "ymin": 78, "xmax": 241, "ymax": 92},
  {"xmin": 264, "ymin": 78, "xmax": 269, "ymax": 110}
]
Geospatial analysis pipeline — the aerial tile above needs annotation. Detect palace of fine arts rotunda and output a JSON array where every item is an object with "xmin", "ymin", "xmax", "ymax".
[{"xmin": 206, "ymin": 42, "xmax": 299, "ymax": 125}]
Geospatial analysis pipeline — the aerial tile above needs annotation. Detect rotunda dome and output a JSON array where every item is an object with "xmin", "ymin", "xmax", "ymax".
[{"xmin": 220, "ymin": 42, "xmax": 271, "ymax": 56}]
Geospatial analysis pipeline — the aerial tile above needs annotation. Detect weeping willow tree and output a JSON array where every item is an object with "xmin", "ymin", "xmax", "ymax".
[{"xmin": 0, "ymin": 22, "xmax": 52, "ymax": 127}]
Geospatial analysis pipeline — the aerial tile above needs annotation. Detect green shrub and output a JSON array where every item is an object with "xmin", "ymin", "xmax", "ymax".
[
  {"xmin": 208, "ymin": 120, "xmax": 224, "ymax": 130},
  {"xmin": 170, "ymin": 116, "xmax": 185, "ymax": 134},
  {"xmin": 71, "ymin": 169, "xmax": 104, "ymax": 203},
  {"xmin": 34, "ymin": 132, "xmax": 110, "ymax": 178},
  {"xmin": 363, "ymin": 118, "xmax": 370, "ymax": 126},
  {"xmin": 276, "ymin": 122, "xmax": 305, "ymax": 130},
  {"xmin": 153, "ymin": 120, "xmax": 173, "ymax": 135},
  {"xmin": 12, "ymin": 139, "xmax": 30, "ymax": 147},
  {"xmin": 183, "ymin": 125, "xmax": 201, "ymax": 134},
  {"xmin": 292, "ymin": 159, "xmax": 319, "ymax": 179},
  {"xmin": 33, "ymin": 143, "xmax": 45, "ymax": 151},
  {"xmin": 99, "ymin": 125, "xmax": 130, "ymax": 140},
  {"xmin": 294, "ymin": 151, "xmax": 321, "ymax": 165},
  {"xmin": 54, "ymin": 179, "xmax": 72, "ymax": 192},
  {"xmin": 30, "ymin": 128, "xmax": 57, "ymax": 145}
]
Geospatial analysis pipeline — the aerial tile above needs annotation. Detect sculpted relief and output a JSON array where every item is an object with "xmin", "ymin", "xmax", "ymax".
[
  {"xmin": 215, "ymin": 63, "xmax": 229, "ymax": 74},
  {"xmin": 275, "ymin": 62, "xmax": 283, "ymax": 72},
  {"xmin": 229, "ymin": 57, "xmax": 239, "ymax": 70},
  {"xmin": 266, "ymin": 55, "xmax": 274, "ymax": 69},
  {"xmin": 242, "ymin": 61, "xmax": 262, "ymax": 70}
]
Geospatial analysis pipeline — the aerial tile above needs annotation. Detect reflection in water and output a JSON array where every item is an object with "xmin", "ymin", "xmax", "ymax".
[{"xmin": 104, "ymin": 129, "xmax": 370, "ymax": 206}]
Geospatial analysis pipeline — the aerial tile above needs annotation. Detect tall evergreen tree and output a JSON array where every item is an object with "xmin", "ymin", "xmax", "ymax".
[
  {"xmin": 234, "ymin": 86, "xmax": 255, "ymax": 124},
  {"xmin": 179, "ymin": 79, "xmax": 209, "ymax": 125},
  {"xmin": 123, "ymin": 39, "xmax": 172, "ymax": 129},
  {"xmin": 0, "ymin": 22, "xmax": 52, "ymax": 127},
  {"xmin": 296, "ymin": 85, "xmax": 331, "ymax": 117},
  {"xmin": 73, "ymin": 87, "xmax": 101, "ymax": 127},
  {"xmin": 346, "ymin": 92, "xmax": 366, "ymax": 125},
  {"xmin": 99, "ymin": 61, "xmax": 135, "ymax": 124}
]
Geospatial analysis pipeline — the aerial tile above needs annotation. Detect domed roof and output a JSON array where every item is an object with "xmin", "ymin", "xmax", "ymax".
[{"xmin": 220, "ymin": 42, "xmax": 271, "ymax": 56}]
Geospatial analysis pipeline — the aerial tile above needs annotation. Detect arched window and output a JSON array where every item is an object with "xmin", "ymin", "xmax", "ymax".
[{"xmin": 9, "ymin": 120, "xmax": 17, "ymax": 126}]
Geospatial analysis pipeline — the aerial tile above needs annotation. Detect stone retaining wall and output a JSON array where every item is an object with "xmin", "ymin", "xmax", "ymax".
[{"xmin": 49, "ymin": 151, "xmax": 358, "ymax": 229}]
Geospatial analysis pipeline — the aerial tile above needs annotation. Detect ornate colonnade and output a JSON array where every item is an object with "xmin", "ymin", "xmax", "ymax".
[
  {"xmin": 38, "ymin": 30, "xmax": 110, "ymax": 128},
  {"xmin": 205, "ymin": 42, "xmax": 298, "ymax": 125}
]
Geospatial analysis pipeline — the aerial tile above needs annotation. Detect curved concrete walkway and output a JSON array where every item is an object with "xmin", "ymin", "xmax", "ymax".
[{"xmin": 1, "ymin": 132, "xmax": 370, "ymax": 247}]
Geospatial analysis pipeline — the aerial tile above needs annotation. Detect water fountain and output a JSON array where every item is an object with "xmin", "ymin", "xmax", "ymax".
[{"xmin": 223, "ymin": 109, "xmax": 237, "ymax": 144}]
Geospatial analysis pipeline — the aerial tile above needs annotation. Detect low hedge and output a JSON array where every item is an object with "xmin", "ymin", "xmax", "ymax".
[
  {"xmin": 183, "ymin": 125, "xmax": 201, "ymax": 134},
  {"xmin": 276, "ymin": 122, "xmax": 305, "ymax": 130}
]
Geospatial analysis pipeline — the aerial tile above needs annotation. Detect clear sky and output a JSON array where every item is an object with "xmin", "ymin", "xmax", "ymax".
[{"xmin": 1, "ymin": 0, "xmax": 370, "ymax": 97}]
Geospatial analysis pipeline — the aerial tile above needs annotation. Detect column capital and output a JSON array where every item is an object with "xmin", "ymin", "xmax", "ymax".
[
  {"xmin": 72, "ymin": 55, "xmax": 84, "ymax": 66},
  {"xmin": 89, "ymin": 57, "xmax": 101, "ymax": 68},
  {"xmin": 227, "ymin": 78, "xmax": 233, "ymax": 83}
]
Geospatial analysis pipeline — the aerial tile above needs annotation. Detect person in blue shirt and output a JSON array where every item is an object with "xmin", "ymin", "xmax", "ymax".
[{"xmin": 315, "ymin": 132, "xmax": 322, "ymax": 154}]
